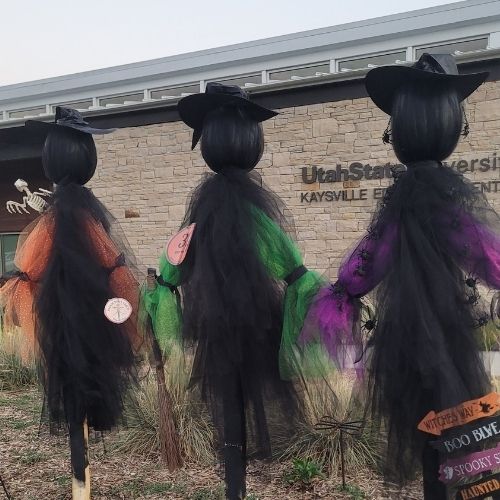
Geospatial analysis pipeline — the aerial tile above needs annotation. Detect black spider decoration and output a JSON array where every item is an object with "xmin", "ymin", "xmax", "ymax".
[
  {"xmin": 363, "ymin": 319, "xmax": 376, "ymax": 332},
  {"xmin": 314, "ymin": 416, "xmax": 363, "ymax": 489},
  {"xmin": 465, "ymin": 277, "xmax": 477, "ymax": 288},
  {"xmin": 478, "ymin": 401, "xmax": 493, "ymax": 414}
]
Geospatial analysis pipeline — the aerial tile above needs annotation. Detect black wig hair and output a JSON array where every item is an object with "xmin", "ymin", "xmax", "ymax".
[
  {"xmin": 391, "ymin": 81, "xmax": 463, "ymax": 164},
  {"xmin": 42, "ymin": 127, "xmax": 98, "ymax": 185},
  {"xmin": 35, "ymin": 127, "xmax": 135, "ymax": 441},
  {"xmin": 201, "ymin": 106, "xmax": 264, "ymax": 172}
]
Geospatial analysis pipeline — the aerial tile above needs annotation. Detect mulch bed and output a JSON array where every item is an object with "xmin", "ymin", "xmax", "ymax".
[{"xmin": 0, "ymin": 389, "xmax": 423, "ymax": 499}]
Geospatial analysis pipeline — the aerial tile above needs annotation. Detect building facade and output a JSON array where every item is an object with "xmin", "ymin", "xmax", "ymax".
[{"xmin": 0, "ymin": 0, "xmax": 499, "ymax": 278}]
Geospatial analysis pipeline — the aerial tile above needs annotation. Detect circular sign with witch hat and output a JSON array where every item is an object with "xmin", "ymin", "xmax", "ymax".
[{"xmin": 104, "ymin": 298, "xmax": 132, "ymax": 324}]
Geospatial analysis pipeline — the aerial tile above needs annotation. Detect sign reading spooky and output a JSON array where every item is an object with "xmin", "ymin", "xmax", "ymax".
[
  {"xmin": 431, "ymin": 415, "xmax": 500, "ymax": 454},
  {"xmin": 418, "ymin": 393, "xmax": 500, "ymax": 436},
  {"xmin": 439, "ymin": 443, "xmax": 500, "ymax": 483}
]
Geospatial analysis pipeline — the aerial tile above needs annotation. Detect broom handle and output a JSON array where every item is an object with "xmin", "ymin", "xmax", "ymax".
[
  {"xmin": 151, "ymin": 330, "xmax": 182, "ymax": 469},
  {"xmin": 70, "ymin": 419, "xmax": 90, "ymax": 500},
  {"xmin": 145, "ymin": 287, "xmax": 182, "ymax": 470}
]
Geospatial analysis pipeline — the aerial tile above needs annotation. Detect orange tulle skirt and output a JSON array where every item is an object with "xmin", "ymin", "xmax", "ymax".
[{"xmin": 0, "ymin": 212, "xmax": 140, "ymax": 361}]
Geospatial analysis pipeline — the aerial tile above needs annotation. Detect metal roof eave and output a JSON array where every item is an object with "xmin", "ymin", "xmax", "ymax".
[{"xmin": 1, "ymin": 48, "xmax": 499, "ymax": 131}]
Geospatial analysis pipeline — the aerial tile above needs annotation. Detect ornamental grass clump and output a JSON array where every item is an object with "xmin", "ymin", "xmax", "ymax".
[
  {"xmin": 282, "ymin": 370, "xmax": 381, "ymax": 477},
  {"xmin": 116, "ymin": 349, "xmax": 215, "ymax": 465}
]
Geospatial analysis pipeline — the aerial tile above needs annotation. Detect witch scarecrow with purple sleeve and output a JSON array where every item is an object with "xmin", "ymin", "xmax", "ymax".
[{"xmin": 301, "ymin": 54, "xmax": 500, "ymax": 498}]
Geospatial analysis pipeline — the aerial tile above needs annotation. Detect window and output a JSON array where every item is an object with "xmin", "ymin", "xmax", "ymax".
[
  {"xmin": 7, "ymin": 107, "xmax": 46, "ymax": 119},
  {"xmin": 0, "ymin": 234, "xmax": 19, "ymax": 275},
  {"xmin": 150, "ymin": 83, "xmax": 200, "ymax": 100},
  {"xmin": 338, "ymin": 52, "xmax": 406, "ymax": 72},
  {"xmin": 51, "ymin": 100, "xmax": 93, "ymax": 112},
  {"xmin": 99, "ymin": 93, "xmax": 144, "ymax": 107},
  {"xmin": 207, "ymin": 74, "xmax": 262, "ymax": 88},
  {"xmin": 269, "ymin": 63, "xmax": 330, "ymax": 82},
  {"xmin": 415, "ymin": 38, "xmax": 488, "ymax": 58}
]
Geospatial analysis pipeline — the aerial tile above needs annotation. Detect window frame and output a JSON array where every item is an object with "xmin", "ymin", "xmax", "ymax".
[
  {"xmin": 336, "ymin": 49, "xmax": 407, "ymax": 72},
  {"xmin": 7, "ymin": 106, "xmax": 47, "ymax": 120},
  {"xmin": 205, "ymin": 73, "xmax": 263, "ymax": 88},
  {"xmin": 0, "ymin": 232, "xmax": 20, "ymax": 276},
  {"xmin": 98, "ymin": 92, "xmax": 145, "ymax": 107},
  {"xmin": 414, "ymin": 36, "xmax": 489, "ymax": 59},
  {"xmin": 50, "ymin": 100, "xmax": 94, "ymax": 112},
  {"xmin": 150, "ymin": 82, "xmax": 201, "ymax": 100},
  {"xmin": 267, "ymin": 62, "xmax": 330, "ymax": 82}
]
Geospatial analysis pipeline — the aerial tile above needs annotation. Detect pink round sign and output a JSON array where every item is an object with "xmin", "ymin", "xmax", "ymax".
[
  {"xmin": 104, "ymin": 298, "xmax": 132, "ymax": 324},
  {"xmin": 166, "ymin": 223, "xmax": 196, "ymax": 265}
]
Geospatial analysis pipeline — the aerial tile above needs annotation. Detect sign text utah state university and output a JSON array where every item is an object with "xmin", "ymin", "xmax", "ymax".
[{"xmin": 299, "ymin": 155, "xmax": 500, "ymax": 203}]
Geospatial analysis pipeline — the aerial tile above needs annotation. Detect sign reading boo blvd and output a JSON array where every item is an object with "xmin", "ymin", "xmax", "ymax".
[
  {"xmin": 299, "ymin": 155, "xmax": 500, "ymax": 203},
  {"xmin": 431, "ymin": 415, "xmax": 500, "ymax": 454}
]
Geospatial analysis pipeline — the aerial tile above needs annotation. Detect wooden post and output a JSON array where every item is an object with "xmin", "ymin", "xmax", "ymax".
[
  {"xmin": 70, "ymin": 419, "xmax": 91, "ymax": 500},
  {"xmin": 422, "ymin": 439, "xmax": 446, "ymax": 500},
  {"xmin": 222, "ymin": 374, "xmax": 246, "ymax": 500}
]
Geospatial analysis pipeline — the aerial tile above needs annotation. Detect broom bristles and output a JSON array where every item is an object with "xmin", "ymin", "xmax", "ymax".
[{"xmin": 156, "ymin": 363, "xmax": 183, "ymax": 470}]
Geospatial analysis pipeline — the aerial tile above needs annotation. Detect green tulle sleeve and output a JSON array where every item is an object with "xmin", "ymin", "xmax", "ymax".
[
  {"xmin": 142, "ymin": 253, "xmax": 183, "ymax": 354},
  {"xmin": 252, "ymin": 207, "xmax": 327, "ymax": 379}
]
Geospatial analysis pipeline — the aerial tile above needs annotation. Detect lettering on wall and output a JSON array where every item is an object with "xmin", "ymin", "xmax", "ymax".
[{"xmin": 299, "ymin": 154, "xmax": 500, "ymax": 203}]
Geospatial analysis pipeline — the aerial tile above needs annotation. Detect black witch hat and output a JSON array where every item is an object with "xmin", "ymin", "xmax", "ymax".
[
  {"xmin": 26, "ymin": 106, "xmax": 115, "ymax": 135},
  {"xmin": 366, "ymin": 53, "xmax": 488, "ymax": 115},
  {"xmin": 178, "ymin": 82, "xmax": 278, "ymax": 149}
]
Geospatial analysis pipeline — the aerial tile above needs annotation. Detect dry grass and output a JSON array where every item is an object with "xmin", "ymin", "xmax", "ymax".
[
  {"xmin": 116, "ymin": 348, "xmax": 215, "ymax": 465},
  {"xmin": 0, "ymin": 335, "xmax": 426, "ymax": 498},
  {"xmin": 0, "ymin": 387, "xmax": 425, "ymax": 499},
  {"xmin": 282, "ymin": 371, "xmax": 381, "ymax": 477},
  {"xmin": 477, "ymin": 320, "xmax": 500, "ymax": 351},
  {"xmin": 0, "ymin": 328, "xmax": 37, "ymax": 390}
]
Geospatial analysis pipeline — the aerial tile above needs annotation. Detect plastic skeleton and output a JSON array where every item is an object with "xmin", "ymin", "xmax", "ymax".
[{"xmin": 6, "ymin": 179, "xmax": 52, "ymax": 214}]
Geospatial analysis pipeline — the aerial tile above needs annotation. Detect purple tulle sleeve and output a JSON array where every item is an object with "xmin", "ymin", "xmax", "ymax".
[
  {"xmin": 338, "ymin": 222, "xmax": 399, "ymax": 297},
  {"xmin": 441, "ymin": 209, "xmax": 500, "ymax": 289},
  {"xmin": 300, "ymin": 222, "xmax": 398, "ymax": 366}
]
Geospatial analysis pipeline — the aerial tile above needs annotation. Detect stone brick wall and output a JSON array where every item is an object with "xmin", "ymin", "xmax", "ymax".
[{"xmin": 91, "ymin": 81, "xmax": 500, "ymax": 280}]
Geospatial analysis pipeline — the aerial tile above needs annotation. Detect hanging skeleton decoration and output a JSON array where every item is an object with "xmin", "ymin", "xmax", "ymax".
[{"xmin": 6, "ymin": 179, "xmax": 52, "ymax": 214}]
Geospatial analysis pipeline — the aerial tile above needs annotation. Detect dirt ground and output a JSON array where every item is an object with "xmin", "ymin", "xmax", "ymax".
[{"xmin": 0, "ymin": 389, "xmax": 424, "ymax": 499}]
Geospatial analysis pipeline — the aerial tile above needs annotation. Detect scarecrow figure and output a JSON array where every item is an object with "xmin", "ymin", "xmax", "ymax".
[
  {"xmin": 302, "ymin": 54, "xmax": 500, "ymax": 498},
  {"xmin": 0, "ymin": 107, "xmax": 140, "ymax": 499},
  {"xmin": 144, "ymin": 83, "xmax": 325, "ymax": 499}
]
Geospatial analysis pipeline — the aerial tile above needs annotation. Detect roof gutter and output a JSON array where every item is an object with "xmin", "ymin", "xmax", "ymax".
[{"xmin": 1, "ymin": 48, "xmax": 499, "ymax": 130}]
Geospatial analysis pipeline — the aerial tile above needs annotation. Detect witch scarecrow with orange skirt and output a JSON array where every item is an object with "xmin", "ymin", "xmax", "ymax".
[{"xmin": 0, "ymin": 107, "xmax": 140, "ymax": 499}]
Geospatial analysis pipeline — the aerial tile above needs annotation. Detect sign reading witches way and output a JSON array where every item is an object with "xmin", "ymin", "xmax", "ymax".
[
  {"xmin": 418, "ymin": 393, "xmax": 500, "ymax": 436},
  {"xmin": 431, "ymin": 415, "xmax": 500, "ymax": 454},
  {"xmin": 455, "ymin": 473, "xmax": 500, "ymax": 500},
  {"xmin": 440, "ymin": 443, "xmax": 500, "ymax": 484}
]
